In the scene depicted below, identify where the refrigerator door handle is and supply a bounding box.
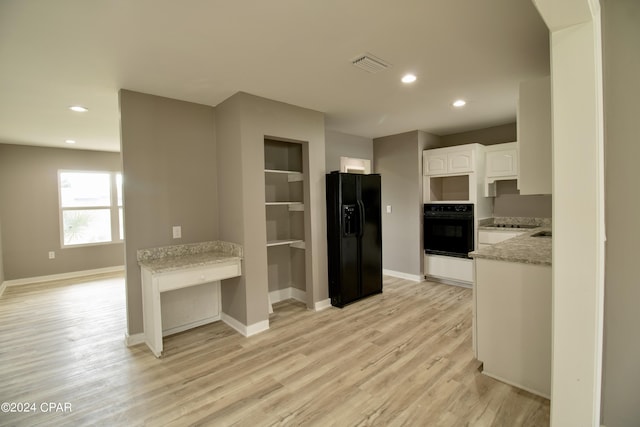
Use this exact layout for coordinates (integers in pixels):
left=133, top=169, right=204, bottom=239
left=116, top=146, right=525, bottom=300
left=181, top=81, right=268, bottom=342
left=357, top=200, right=365, bottom=237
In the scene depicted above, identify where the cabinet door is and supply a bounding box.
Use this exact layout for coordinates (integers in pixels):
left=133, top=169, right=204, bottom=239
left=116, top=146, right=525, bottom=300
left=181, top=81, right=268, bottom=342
left=425, top=153, right=448, bottom=175
left=486, top=149, right=518, bottom=177
left=447, top=150, right=474, bottom=173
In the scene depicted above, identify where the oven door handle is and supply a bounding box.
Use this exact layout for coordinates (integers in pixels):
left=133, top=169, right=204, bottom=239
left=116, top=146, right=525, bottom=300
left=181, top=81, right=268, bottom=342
left=424, top=213, right=473, bottom=220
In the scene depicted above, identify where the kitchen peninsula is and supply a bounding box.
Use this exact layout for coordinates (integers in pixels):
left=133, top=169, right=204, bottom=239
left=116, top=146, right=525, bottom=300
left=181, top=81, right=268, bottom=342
left=470, top=226, right=552, bottom=398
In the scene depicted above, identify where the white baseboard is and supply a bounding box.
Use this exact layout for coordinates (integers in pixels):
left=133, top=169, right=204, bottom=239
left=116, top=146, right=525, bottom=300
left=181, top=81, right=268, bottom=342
left=246, top=320, right=270, bottom=336
left=383, top=269, right=422, bottom=282
left=221, top=312, right=269, bottom=337
left=124, top=332, right=145, bottom=347
left=481, top=370, right=550, bottom=400
left=314, top=298, right=332, bottom=311
left=425, top=275, right=472, bottom=289
left=269, top=287, right=307, bottom=304
left=0, top=281, right=6, bottom=298
left=4, top=265, right=125, bottom=287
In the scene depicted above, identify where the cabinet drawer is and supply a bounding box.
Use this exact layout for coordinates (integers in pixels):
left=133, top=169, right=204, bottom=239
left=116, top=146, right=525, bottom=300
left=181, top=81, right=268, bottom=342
left=156, top=261, right=241, bottom=292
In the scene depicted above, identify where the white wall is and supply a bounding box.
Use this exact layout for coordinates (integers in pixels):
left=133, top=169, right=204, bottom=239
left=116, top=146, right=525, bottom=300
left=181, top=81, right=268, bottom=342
left=533, top=0, right=605, bottom=425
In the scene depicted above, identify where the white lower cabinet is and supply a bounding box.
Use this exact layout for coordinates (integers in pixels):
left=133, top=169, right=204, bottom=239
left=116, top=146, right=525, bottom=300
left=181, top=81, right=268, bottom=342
left=475, top=258, right=551, bottom=398
left=424, top=254, right=474, bottom=286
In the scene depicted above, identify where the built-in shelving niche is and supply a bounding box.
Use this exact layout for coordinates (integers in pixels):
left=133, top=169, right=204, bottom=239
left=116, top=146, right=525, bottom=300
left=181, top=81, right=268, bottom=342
left=264, top=138, right=307, bottom=312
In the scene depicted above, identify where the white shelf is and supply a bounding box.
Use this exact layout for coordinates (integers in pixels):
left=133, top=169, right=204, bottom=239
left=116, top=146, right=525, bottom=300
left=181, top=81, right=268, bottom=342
left=264, top=169, right=300, bottom=174
left=266, top=239, right=305, bottom=249
left=265, top=201, right=302, bottom=205
left=290, top=241, right=306, bottom=249
left=265, top=202, right=304, bottom=211
left=264, top=169, right=303, bottom=182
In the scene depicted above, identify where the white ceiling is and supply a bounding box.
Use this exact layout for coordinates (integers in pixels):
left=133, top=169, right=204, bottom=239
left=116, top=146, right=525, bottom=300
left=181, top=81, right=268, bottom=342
left=0, top=0, right=549, bottom=153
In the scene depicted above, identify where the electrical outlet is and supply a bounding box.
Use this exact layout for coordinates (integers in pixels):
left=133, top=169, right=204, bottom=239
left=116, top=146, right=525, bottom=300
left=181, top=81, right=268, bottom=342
left=48, top=251, right=55, bottom=259
left=386, top=205, right=392, bottom=214
left=172, top=226, right=182, bottom=239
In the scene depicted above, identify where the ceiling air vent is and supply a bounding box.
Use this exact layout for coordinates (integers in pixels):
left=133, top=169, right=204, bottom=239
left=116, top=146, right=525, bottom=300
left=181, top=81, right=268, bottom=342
left=351, top=53, right=391, bottom=73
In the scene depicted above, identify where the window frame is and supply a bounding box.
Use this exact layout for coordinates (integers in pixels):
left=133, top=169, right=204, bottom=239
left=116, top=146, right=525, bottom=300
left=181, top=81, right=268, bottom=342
left=58, top=169, right=124, bottom=248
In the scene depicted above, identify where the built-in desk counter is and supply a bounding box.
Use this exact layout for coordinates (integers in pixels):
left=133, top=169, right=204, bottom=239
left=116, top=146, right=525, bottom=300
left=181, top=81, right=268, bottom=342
left=138, top=241, right=243, bottom=358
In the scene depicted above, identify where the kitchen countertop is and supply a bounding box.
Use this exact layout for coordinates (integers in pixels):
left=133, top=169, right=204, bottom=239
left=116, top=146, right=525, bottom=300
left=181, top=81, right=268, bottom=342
left=137, top=240, right=243, bottom=274
left=470, top=228, right=552, bottom=266
left=477, top=216, right=552, bottom=231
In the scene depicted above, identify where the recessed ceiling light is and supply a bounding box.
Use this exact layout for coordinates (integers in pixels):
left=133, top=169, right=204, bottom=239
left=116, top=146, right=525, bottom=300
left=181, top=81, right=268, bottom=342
left=65, top=139, right=76, bottom=144
left=453, top=99, right=466, bottom=108
left=69, top=105, right=88, bottom=112
left=401, top=74, right=417, bottom=84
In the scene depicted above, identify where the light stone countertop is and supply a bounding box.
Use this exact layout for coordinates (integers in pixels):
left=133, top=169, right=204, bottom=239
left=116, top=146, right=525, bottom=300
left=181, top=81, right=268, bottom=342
left=477, top=216, right=552, bottom=230
left=469, top=228, right=552, bottom=266
left=137, top=240, right=243, bottom=274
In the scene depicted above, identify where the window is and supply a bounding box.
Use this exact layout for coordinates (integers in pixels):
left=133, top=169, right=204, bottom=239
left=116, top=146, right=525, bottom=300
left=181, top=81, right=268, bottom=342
left=59, top=171, right=123, bottom=247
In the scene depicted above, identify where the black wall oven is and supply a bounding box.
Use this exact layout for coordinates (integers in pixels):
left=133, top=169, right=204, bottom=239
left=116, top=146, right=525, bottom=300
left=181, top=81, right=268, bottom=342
left=423, top=203, right=474, bottom=258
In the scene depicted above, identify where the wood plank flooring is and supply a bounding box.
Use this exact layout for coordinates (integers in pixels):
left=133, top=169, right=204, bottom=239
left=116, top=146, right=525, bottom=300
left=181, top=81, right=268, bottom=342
left=0, top=274, right=549, bottom=426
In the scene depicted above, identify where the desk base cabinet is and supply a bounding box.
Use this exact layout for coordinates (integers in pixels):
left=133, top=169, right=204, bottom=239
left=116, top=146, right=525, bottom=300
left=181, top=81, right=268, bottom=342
left=141, top=260, right=241, bottom=357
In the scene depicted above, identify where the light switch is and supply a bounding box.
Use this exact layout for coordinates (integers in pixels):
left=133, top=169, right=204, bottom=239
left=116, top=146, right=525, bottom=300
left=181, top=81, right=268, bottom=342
left=172, top=226, right=182, bottom=239
left=386, top=205, right=392, bottom=213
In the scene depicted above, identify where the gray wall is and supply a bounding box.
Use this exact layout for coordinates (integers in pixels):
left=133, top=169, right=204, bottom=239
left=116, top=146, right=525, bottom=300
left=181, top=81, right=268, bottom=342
left=0, top=219, right=4, bottom=284
left=119, top=90, right=218, bottom=335
left=602, top=1, right=640, bottom=425
left=492, top=180, right=552, bottom=218
left=442, top=124, right=553, bottom=218
left=216, top=92, right=327, bottom=326
left=0, top=144, right=124, bottom=280
left=374, top=131, right=440, bottom=277
left=214, top=93, right=247, bottom=322
left=325, top=129, right=373, bottom=172
left=440, top=123, right=517, bottom=146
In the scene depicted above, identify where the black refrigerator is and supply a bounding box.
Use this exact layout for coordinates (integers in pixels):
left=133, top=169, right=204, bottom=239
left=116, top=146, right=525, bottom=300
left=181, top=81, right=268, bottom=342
left=326, top=172, right=382, bottom=308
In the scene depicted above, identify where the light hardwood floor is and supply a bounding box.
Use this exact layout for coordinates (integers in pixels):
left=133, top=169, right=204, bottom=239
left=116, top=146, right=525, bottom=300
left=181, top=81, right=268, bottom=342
left=0, top=274, right=549, bottom=426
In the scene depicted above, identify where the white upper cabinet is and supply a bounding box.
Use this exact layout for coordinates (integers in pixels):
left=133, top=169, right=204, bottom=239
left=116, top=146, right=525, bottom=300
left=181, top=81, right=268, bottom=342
left=518, top=76, right=552, bottom=195
left=424, top=153, right=447, bottom=175
left=484, top=142, right=518, bottom=197
left=486, top=142, right=518, bottom=178
left=423, top=146, right=475, bottom=176
left=448, top=150, right=474, bottom=174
